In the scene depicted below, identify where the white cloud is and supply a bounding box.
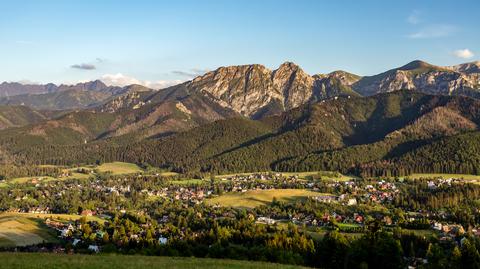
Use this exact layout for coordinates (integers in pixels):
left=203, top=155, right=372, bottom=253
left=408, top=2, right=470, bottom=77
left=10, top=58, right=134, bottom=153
left=407, top=10, right=421, bottom=25
left=100, top=73, right=183, bottom=89
left=453, top=49, right=474, bottom=59
left=408, top=24, right=456, bottom=39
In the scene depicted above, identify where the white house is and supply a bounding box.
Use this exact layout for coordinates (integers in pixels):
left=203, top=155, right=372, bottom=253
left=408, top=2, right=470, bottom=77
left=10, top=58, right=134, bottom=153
left=88, top=245, right=100, bottom=253
left=158, top=237, right=168, bottom=245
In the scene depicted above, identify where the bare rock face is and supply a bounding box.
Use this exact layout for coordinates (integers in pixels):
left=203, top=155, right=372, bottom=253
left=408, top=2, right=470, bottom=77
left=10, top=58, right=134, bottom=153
left=272, top=62, right=314, bottom=110
left=187, top=64, right=280, bottom=117
left=101, top=91, right=147, bottom=113
left=184, top=62, right=357, bottom=118
left=353, top=60, right=480, bottom=97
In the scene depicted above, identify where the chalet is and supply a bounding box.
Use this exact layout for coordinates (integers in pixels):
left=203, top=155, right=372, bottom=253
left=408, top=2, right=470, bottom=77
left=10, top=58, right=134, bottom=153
left=61, top=228, right=72, bottom=237
left=383, top=216, right=393, bottom=225
left=158, top=237, right=168, bottom=245
left=433, top=222, right=443, bottom=231
left=354, top=213, right=364, bottom=223
left=45, top=218, right=64, bottom=229
left=81, top=209, right=94, bottom=216
left=313, top=195, right=338, bottom=203
left=88, top=245, right=100, bottom=253
left=347, top=198, right=357, bottom=206
left=257, top=217, right=276, bottom=225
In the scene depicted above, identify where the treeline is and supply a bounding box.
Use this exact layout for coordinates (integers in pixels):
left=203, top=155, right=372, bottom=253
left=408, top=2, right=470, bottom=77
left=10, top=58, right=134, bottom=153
left=4, top=110, right=480, bottom=177
left=0, top=165, right=62, bottom=180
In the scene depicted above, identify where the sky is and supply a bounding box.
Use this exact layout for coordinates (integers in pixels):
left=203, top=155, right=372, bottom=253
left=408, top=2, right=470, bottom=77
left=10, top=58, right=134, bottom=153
left=0, top=0, right=479, bottom=88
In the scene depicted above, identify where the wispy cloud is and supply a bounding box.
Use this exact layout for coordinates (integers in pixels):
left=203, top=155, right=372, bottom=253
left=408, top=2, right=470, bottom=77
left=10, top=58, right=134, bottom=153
left=71, top=63, right=96, bottom=70
left=453, top=49, right=474, bottom=59
left=100, top=73, right=183, bottom=89
left=407, top=10, right=421, bottom=25
left=172, top=68, right=209, bottom=78
left=408, top=24, right=456, bottom=39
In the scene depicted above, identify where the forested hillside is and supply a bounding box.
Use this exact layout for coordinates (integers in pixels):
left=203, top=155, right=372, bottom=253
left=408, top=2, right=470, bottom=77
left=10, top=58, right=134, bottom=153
left=2, top=91, right=480, bottom=177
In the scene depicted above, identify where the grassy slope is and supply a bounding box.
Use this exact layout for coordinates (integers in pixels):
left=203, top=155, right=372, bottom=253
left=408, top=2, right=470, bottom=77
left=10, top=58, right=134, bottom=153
left=0, top=253, right=306, bottom=269
left=403, top=173, right=480, bottom=180
left=206, top=189, right=325, bottom=208
left=0, top=106, right=46, bottom=130
left=0, top=213, right=58, bottom=247
left=96, top=162, right=143, bottom=175
left=1, top=162, right=140, bottom=189
left=215, top=171, right=354, bottom=181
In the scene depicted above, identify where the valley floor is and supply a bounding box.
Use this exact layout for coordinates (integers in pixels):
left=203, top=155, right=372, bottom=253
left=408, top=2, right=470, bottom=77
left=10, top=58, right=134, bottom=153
left=0, top=252, right=307, bottom=269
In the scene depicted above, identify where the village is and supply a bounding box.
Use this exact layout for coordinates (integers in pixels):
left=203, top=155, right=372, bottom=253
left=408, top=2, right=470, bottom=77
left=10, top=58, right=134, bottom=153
left=1, top=172, right=477, bottom=255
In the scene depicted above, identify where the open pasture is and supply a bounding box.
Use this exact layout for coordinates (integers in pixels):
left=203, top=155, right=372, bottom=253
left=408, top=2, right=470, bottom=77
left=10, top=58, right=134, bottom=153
left=206, top=189, right=324, bottom=208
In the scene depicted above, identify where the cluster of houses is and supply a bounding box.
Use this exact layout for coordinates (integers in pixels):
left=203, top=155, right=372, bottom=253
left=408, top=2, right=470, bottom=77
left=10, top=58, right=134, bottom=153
left=426, top=178, right=459, bottom=189
left=362, top=181, right=399, bottom=203
left=44, top=218, right=101, bottom=252
left=44, top=216, right=168, bottom=254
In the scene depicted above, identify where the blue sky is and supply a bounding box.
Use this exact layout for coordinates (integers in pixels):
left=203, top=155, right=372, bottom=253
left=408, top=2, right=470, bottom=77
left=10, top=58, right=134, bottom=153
left=0, top=0, right=479, bottom=88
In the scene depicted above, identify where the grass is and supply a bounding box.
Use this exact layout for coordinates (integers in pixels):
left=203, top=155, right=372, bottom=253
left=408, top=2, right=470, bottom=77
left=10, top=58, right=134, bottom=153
left=0, top=253, right=307, bottom=269
left=0, top=212, right=104, bottom=224
left=337, top=223, right=362, bottom=229
left=64, top=172, right=91, bottom=180
left=96, top=162, right=143, bottom=175
left=2, top=173, right=90, bottom=189
left=215, top=171, right=354, bottom=181
left=0, top=213, right=58, bottom=247
left=158, top=171, right=180, bottom=177
left=169, top=179, right=206, bottom=185
left=275, top=222, right=363, bottom=241
left=206, top=189, right=325, bottom=208
left=402, top=173, right=480, bottom=180
left=9, top=176, right=56, bottom=184
left=281, top=171, right=355, bottom=181
left=401, top=229, right=437, bottom=238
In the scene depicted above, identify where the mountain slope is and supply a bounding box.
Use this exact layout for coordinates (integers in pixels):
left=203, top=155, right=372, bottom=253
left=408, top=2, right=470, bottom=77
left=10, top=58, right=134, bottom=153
left=6, top=91, right=480, bottom=177
left=352, top=60, right=480, bottom=97
left=0, top=106, right=47, bottom=130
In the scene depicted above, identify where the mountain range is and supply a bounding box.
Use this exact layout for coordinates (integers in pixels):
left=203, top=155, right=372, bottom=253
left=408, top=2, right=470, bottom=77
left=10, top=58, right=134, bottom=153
left=2, top=60, right=479, bottom=115
left=0, top=80, right=126, bottom=110
left=1, top=60, right=480, bottom=176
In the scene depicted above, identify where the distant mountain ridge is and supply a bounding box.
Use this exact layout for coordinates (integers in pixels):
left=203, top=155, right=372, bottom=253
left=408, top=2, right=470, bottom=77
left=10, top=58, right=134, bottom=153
left=0, top=80, right=128, bottom=110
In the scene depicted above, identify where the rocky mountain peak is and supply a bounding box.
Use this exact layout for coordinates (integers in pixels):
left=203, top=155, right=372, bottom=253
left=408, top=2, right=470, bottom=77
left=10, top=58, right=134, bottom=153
left=327, top=71, right=362, bottom=85
left=272, top=62, right=314, bottom=110
left=275, top=61, right=300, bottom=72
left=398, top=60, right=434, bottom=71
left=449, top=61, right=480, bottom=74
left=73, top=80, right=108, bottom=91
